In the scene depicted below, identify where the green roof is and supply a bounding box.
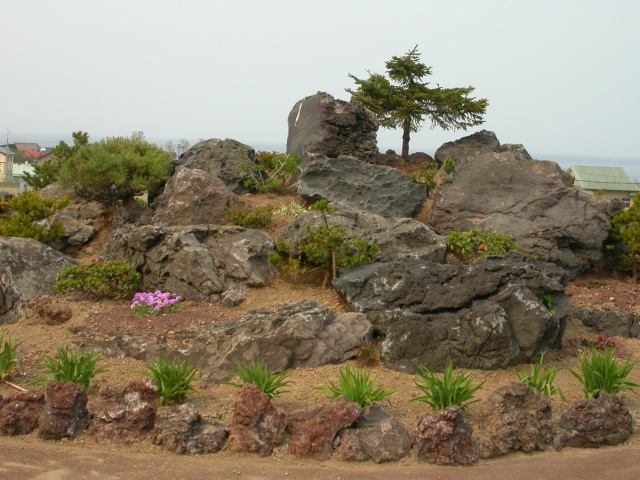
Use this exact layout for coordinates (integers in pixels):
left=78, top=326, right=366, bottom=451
left=567, top=165, right=640, bottom=193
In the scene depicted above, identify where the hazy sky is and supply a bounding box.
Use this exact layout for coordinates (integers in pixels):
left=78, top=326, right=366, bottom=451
left=2, top=0, right=640, bottom=163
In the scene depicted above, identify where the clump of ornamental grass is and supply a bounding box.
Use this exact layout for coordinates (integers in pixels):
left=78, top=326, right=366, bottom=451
left=516, top=354, right=566, bottom=401
left=142, top=357, right=199, bottom=405
left=316, top=364, right=397, bottom=408
left=226, top=358, right=292, bottom=399
left=131, top=290, right=182, bottom=316
left=0, top=331, right=22, bottom=383
left=29, top=347, right=109, bottom=391
left=570, top=348, right=639, bottom=399
left=411, top=359, right=484, bottom=411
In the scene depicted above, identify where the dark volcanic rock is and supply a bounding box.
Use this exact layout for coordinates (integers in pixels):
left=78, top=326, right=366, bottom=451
left=428, top=150, right=611, bottom=278
left=287, top=92, right=379, bottom=164
left=103, top=224, right=274, bottom=304
left=88, top=379, right=158, bottom=445
left=0, top=237, right=77, bottom=324
left=0, top=392, right=45, bottom=436
left=474, top=382, right=553, bottom=458
left=334, top=402, right=411, bottom=463
left=333, top=255, right=569, bottom=371
left=287, top=396, right=361, bottom=460
left=226, top=384, right=286, bottom=456
left=573, top=307, right=640, bottom=338
left=556, top=393, right=633, bottom=449
left=177, top=138, right=256, bottom=194
left=413, top=406, right=478, bottom=465
left=298, top=156, right=426, bottom=218
left=38, top=382, right=90, bottom=440
left=153, top=403, right=227, bottom=455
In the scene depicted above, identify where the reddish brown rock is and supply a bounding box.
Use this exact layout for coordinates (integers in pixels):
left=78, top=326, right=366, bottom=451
left=226, top=384, right=286, bottom=456
left=556, top=393, right=633, bottom=449
left=413, top=406, right=478, bottom=466
left=474, top=382, right=553, bottom=458
left=153, top=403, right=227, bottom=455
left=23, top=295, right=73, bottom=325
left=334, top=402, right=411, bottom=463
left=88, top=379, right=158, bottom=444
left=38, top=381, right=90, bottom=440
left=0, top=392, right=45, bottom=435
left=287, top=396, right=361, bottom=460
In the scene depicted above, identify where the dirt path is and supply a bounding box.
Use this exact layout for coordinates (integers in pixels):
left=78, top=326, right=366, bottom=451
left=1, top=438, right=639, bottom=480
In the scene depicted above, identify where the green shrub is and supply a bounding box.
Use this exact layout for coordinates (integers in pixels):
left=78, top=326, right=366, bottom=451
left=143, top=357, right=199, bottom=405
left=54, top=261, right=141, bottom=299
left=0, top=191, right=70, bottom=244
left=570, top=348, right=639, bottom=399
left=609, top=195, right=640, bottom=283
left=29, top=347, right=109, bottom=390
left=226, top=358, right=292, bottom=399
left=443, top=155, right=455, bottom=175
left=411, top=359, right=484, bottom=411
left=446, top=228, right=524, bottom=261
left=316, top=365, right=397, bottom=408
left=410, top=161, right=438, bottom=196
left=240, top=150, right=302, bottom=192
left=224, top=204, right=273, bottom=229
left=0, top=331, right=21, bottom=382
left=57, top=136, right=173, bottom=204
left=274, top=202, right=307, bottom=217
left=516, top=354, right=565, bottom=401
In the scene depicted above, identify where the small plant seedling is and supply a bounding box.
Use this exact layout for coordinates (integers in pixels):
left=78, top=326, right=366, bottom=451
left=226, top=358, right=292, bottom=399
left=0, top=331, right=22, bottom=383
left=516, top=354, right=565, bottom=401
left=29, top=347, right=109, bottom=391
left=316, top=364, right=397, bottom=408
left=570, top=348, right=639, bottom=399
left=143, top=357, right=199, bottom=405
left=411, top=359, right=484, bottom=411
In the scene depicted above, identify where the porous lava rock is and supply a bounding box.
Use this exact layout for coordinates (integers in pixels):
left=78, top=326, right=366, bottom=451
left=0, top=392, right=45, bottom=436
left=23, top=295, right=72, bottom=325
left=153, top=403, right=228, bottom=455
left=474, top=382, right=553, bottom=458
left=88, top=379, right=158, bottom=445
left=226, top=384, right=286, bottom=456
left=38, top=381, right=90, bottom=440
left=413, top=406, right=478, bottom=465
left=287, top=396, right=361, bottom=460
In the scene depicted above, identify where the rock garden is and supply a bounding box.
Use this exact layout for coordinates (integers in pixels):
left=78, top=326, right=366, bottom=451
left=1, top=92, right=639, bottom=469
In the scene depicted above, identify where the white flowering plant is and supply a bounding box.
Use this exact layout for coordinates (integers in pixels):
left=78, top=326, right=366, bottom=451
left=130, top=290, right=182, bottom=316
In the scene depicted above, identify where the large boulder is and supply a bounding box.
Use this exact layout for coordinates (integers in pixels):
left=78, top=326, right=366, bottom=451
left=298, top=156, right=426, bottom=218
left=572, top=307, right=640, bottom=338
left=333, top=255, right=570, bottom=371
left=226, top=384, right=286, bottom=456
left=278, top=206, right=447, bottom=263
left=177, top=138, right=256, bottom=194
left=43, top=199, right=107, bottom=253
left=0, top=237, right=77, bottom=324
left=174, top=301, right=373, bottom=382
left=103, top=224, right=274, bottom=304
left=150, top=166, right=248, bottom=226
left=38, top=381, right=90, bottom=441
left=428, top=151, right=611, bottom=277
left=434, top=130, right=532, bottom=172
left=287, top=92, right=379, bottom=165
left=474, top=382, right=553, bottom=458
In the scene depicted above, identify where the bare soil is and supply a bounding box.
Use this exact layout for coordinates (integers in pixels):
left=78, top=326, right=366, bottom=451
left=2, top=191, right=640, bottom=477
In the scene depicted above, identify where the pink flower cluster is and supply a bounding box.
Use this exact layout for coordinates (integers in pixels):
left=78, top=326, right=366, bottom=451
left=131, top=290, right=182, bottom=316
left=580, top=334, right=616, bottom=351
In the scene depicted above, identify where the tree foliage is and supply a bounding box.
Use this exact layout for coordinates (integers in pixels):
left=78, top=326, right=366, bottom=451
left=23, top=131, right=89, bottom=190
left=57, top=136, right=173, bottom=203
left=346, top=46, right=488, bottom=159
left=609, top=195, right=640, bottom=283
